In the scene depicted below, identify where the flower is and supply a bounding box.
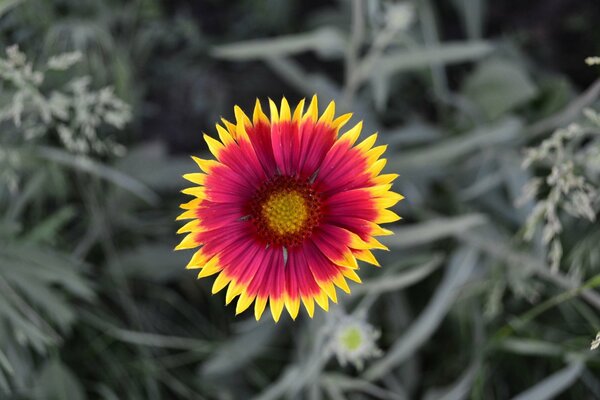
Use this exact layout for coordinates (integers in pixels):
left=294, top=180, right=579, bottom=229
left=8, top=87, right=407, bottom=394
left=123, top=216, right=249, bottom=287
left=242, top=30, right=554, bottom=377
left=176, top=96, right=403, bottom=321
left=330, top=314, right=382, bottom=369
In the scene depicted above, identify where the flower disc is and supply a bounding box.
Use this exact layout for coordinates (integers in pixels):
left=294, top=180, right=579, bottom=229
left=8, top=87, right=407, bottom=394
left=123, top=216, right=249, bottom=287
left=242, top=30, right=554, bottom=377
left=176, top=96, right=403, bottom=321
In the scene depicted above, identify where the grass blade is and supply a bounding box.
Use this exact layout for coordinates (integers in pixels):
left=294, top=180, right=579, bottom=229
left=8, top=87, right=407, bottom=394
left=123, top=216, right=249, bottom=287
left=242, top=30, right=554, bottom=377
left=364, top=247, right=478, bottom=380
left=352, top=254, right=444, bottom=295
left=511, top=360, right=584, bottom=400
left=382, top=214, right=487, bottom=248
left=212, top=28, right=346, bottom=61
left=36, top=146, right=159, bottom=205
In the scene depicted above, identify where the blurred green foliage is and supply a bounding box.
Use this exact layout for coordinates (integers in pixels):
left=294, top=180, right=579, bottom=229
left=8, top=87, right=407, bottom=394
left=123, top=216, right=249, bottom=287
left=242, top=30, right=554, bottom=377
left=0, top=0, right=599, bottom=399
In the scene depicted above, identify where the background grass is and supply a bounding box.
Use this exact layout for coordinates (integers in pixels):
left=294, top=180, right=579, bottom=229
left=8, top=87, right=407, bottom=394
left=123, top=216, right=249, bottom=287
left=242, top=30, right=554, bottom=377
left=0, top=0, right=600, bottom=398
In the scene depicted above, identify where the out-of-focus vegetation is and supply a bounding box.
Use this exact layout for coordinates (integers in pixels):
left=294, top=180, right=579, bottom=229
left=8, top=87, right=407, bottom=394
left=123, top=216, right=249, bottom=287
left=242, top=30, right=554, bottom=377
left=0, top=0, right=599, bottom=398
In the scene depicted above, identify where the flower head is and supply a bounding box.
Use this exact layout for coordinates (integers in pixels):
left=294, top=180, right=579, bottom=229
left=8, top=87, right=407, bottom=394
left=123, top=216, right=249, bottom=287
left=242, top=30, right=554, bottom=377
left=331, top=314, right=382, bottom=369
left=176, top=96, right=403, bottom=321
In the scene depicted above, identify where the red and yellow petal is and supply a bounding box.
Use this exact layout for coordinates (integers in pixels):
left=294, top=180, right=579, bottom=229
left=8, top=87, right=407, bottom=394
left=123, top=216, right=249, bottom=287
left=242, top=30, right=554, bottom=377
left=176, top=96, right=403, bottom=321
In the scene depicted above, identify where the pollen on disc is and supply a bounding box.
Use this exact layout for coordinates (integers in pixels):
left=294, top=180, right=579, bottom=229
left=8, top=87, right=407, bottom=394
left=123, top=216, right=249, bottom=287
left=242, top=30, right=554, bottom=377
left=249, top=175, right=322, bottom=247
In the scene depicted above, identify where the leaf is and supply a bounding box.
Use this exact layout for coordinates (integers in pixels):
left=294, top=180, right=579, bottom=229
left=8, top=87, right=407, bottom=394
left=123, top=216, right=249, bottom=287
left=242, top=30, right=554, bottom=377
left=381, top=214, right=487, bottom=248
left=423, top=357, right=481, bottom=400
left=264, top=57, right=342, bottom=101
left=0, top=368, right=9, bottom=395
left=321, top=373, right=405, bottom=400
left=463, top=231, right=600, bottom=310
left=352, top=254, right=444, bottom=295
left=114, top=142, right=192, bottom=192
left=1, top=243, right=95, bottom=300
left=35, top=146, right=159, bottom=205
left=254, top=365, right=301, bottom=400
left=451, top=0, right=485, bottom=39
left=0, top=293, right=57, bottom=352
left=0, top=0, right=23, bottom=18
left=200, top=321, right=278, bottom=377
left=23, top=206, right=76, bottom=244
left=388, top=117, right=523, bottom=172
left=511, top=360, right=584, bottom=400
left=95, top=385, right=121, bottom=400
left=528, top=77, right=600, bottom=138
left=364, top=247, right=479, bottom=380
left=0, top=241, right=95, bottom=352
left=0, top=349, right=13, bottom=376
left=373, top=41, right=493, bottom=78
left=211, top=27, right=346, bottom=61
left=3, top=269, right=76, bottom=331
left=82, top=311, right=212, bottom=351
left=369, top=71, right=391, bottom=113
left=116, top=243, right=190, bottom=282
left=3, top=169, right=47, bottom=222
left=0, top=348, right=13, bottom=394
left=534, top=76, right=572, bottom=119
left=463, top=58, right=538, bottom=119
left=386, top=121, right=443, bottom=146
left=418, top=0, right=449, bottom=101
left=33, top=359, right=85, bottom=400
left=498, top=338, right=563, bottom=357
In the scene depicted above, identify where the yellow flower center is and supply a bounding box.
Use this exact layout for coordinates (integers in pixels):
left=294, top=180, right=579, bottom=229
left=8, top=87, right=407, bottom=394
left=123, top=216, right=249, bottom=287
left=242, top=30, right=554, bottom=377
left=248, top=175, right=322, bottom=247
left=340, top=327, right=363, bottom=351
left=262, top=191, right=308, bottom=235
